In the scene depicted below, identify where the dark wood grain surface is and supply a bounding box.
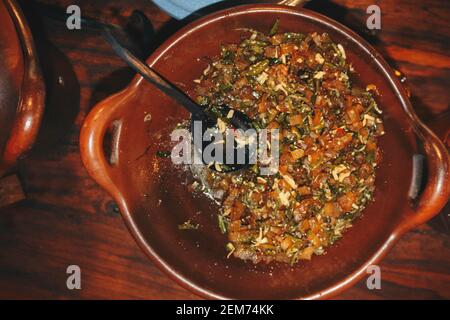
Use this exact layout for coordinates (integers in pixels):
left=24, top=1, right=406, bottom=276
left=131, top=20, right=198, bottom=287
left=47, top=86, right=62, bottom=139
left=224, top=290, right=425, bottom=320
left=0, top=0, right=449, bottom=299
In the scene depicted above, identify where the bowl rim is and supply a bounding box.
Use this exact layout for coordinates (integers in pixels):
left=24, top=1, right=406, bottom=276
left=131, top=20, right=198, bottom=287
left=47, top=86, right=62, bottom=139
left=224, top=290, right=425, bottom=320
left=80, top=4, right=450, bottom=299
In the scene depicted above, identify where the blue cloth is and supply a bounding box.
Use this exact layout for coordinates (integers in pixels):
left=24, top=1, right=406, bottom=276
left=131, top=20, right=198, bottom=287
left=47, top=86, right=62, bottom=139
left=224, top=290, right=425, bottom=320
left=153, top=0, right=224, bottom=20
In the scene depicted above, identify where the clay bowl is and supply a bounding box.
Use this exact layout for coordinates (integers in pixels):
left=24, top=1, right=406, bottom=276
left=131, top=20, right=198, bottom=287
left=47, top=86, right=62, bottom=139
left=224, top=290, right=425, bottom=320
left=80, top=5, right=450, bottom=299
left=0, top=0, right=45, bottom=177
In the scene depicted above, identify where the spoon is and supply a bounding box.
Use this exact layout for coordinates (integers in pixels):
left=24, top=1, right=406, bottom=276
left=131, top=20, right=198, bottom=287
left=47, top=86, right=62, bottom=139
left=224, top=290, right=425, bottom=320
left=103, top=26, right=255, bottom=172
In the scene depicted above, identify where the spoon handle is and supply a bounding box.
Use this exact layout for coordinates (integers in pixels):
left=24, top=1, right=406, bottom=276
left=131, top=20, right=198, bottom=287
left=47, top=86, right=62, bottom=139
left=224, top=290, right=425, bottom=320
left=103, top=26, right=205, bottom=117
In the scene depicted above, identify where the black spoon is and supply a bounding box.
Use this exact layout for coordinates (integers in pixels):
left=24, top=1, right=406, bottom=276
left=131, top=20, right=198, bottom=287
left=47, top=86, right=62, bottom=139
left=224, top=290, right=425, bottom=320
left=103, top=26, right=255, bottom=172
left=36, top=6, right=255, bottom=171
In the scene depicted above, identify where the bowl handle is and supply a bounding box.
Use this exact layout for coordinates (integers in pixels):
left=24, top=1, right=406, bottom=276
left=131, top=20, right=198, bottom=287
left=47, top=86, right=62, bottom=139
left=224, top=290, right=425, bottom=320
left=1, top=0, right=45, bottom=175
left=399, top=102, right=450, bottom=231
left=80, top=89, right=132, bottom=209
left=402, top=123, right=450, bottom=231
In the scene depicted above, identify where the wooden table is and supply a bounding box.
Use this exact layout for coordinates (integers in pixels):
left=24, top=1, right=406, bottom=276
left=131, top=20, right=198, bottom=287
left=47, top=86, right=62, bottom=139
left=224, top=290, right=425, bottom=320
left=0, top=0, right=449, bottom=299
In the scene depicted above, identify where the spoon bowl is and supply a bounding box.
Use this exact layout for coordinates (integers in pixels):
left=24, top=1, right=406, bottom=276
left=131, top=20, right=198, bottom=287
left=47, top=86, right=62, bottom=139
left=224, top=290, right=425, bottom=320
left=191, top=104, right=256, bottom=172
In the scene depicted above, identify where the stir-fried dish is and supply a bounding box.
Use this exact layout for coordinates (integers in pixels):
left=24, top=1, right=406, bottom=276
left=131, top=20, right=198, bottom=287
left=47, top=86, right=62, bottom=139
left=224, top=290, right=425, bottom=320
left=188, top=24, right=384, bottom=264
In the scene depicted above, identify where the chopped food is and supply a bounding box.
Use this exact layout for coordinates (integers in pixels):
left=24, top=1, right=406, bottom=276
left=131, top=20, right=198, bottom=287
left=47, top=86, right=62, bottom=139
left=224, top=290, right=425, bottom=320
left=189, top=25, right=384, bottom=264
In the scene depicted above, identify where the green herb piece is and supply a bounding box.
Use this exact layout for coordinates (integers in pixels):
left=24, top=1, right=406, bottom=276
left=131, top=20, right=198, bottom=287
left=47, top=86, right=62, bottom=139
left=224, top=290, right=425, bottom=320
left=156, top=151, right=171, bottom=158
left=246, top=59, right=269, bottom=76
left=178, top=220, right=200, bottom=230
left=218, top=214, right=228, bottom=234
left=269, top=19, right=280, bottom=36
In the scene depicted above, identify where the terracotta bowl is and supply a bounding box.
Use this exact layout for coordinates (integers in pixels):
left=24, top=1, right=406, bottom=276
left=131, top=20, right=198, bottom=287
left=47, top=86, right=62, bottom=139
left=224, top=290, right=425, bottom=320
left=0, top=0, right=45, bottom=177
left=80, top=5, right=450, bottom=299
